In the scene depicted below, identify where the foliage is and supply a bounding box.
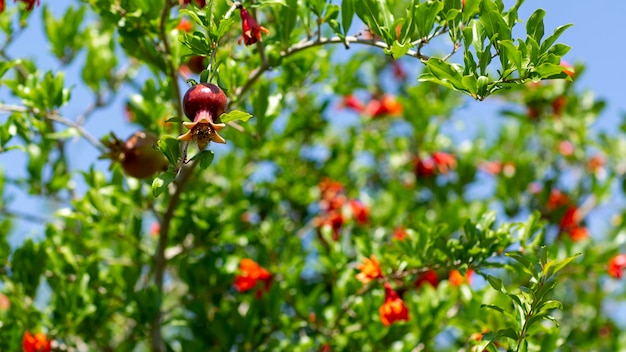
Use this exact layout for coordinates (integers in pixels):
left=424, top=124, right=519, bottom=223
left=0, top=0, right=623, bottom=351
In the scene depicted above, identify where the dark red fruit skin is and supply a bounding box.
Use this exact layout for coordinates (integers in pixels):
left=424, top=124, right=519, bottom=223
left=182, top=83, right=227, bottom=122
left=121, top=132, right=169, bottom=179
left=186, top=56, right=206, bottom=74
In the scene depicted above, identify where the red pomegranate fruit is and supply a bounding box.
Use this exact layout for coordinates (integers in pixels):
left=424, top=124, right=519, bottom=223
left=178, top=83, right=228, bottom=149
left=102, top=131, right=169, bottom=179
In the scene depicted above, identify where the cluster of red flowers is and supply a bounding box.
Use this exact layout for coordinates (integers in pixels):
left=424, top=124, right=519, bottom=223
left=414, top=151, right=457, bottom=178
left=22, top=331, right=51, bottom=352
left=355, top=252, right=475, bottom=326
left=233, top=258, right=272, bottom=298
left=341, top=94, right=403, bottom=118
left=1, top=0, right=40, bottom=12
left=542, top=189, right=589, bottom=242
left=314, top=178, right=370, bottom=241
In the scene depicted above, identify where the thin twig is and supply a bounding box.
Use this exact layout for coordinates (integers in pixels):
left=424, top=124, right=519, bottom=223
left=47, top=113, right=106, bottom=152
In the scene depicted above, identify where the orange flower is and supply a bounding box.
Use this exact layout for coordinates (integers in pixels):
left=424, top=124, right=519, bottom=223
left=356, top=255, right=383, bottom=284
left=319, top=178, right=346, bottom=212
left=237, top=4, right=269, bottom=46
left=566, top=226, right=588, bottom=241
left=608, top=254, right=626, bottom=279
left=415, top=269, right=439, bottom=289
left=22, top=331, right=51, bottom=352
left=449, top=269, right=473, bottom=287
left=560, top=60, right=575, bottom=78
left=176, top=18, right=193, bottom=32
left=587, top=154, right=606, bottom=173
left=379, top=283, right=409, bottom=326
left=350, top=199, right=369, bottom=225
left=365, top=94, right=403, bottom=117
left=233, top=259, right=272, bottom=297
left=432, top=152, right=457, bottom=174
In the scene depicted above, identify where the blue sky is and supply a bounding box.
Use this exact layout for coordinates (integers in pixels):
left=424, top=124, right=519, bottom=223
left=1, top=0, right=625, bottom=241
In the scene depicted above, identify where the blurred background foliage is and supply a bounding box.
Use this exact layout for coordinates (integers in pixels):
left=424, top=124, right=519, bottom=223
left=1, top=0, right=625, bottom=351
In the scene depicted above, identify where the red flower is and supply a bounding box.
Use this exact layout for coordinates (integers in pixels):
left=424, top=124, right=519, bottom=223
left=415, top=270, right=439, bottom=289
left=393, top=227, right=408, bottom=241
left=414, top=157, right=436, bottom=177
left=432, top=152, right=457, bottom=174
left=608, top=254, right=626, bottom=279
left=546, top=189, right=570, bottom=211
left=414, top=152, right=457, bottom=178
left=22, top=331, right=51, bottom=352
left=350, top=199, right=369, bottom=225
left=559, top=206, right=580, bottom=230
left=379, top=283, right=409, bottom=326
left=233, top=259, right=272, bottom=297
left=316, top=211, right=344, bottom=241
left=356, top=255, right=384, bottom=284
left=237, top=5, right=269, bottom=46
left=340, top=95, right=365, bottom=112
left=319, top=178, right=346, bottom=212
left=0, top=0, right=4, bottom=12
left=449, top=269, right=473, bottom=287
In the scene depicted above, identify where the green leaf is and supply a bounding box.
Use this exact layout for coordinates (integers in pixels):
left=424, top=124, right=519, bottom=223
left=219, top=110, right=253, bottom=123
left=526, top=9, right=545, bottom=43
left=152, top=171, right=176, bottom=197
left=540, top=24, right=573, bottom=54
left=532, top=63, right=569, bottom=79
left=387, top=40, right=410, bottom=59
left=543, top=253, right=581, bottom=279
left=157, top=136, right=181, bottom=165
left=341, top=0, right=354, bottom=34
left=481, top=0, right=510, bottom=43
left=421, top=57, right=465, bottom=91
left=486, top=274, right=505, bottom=292
left=189, top=150, right=215, bottom=169
left=414, top=0, right=444, bottom=39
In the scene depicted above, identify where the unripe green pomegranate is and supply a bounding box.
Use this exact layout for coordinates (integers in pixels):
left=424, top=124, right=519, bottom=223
left=102, top=131, right=169, bottom=179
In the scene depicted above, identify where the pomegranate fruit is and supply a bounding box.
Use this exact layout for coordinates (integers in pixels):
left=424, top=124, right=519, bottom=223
left=102, top=131, right=169, bottom=179
left=178, top=83, right=227, bottom=149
